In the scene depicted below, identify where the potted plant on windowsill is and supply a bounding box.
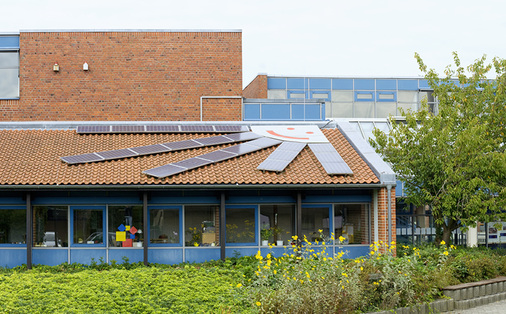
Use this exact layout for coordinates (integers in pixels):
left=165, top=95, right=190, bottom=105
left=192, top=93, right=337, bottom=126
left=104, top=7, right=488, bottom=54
left=260, top=228, right=272, bottom=246
left=271, top=226, right=286, bottom=246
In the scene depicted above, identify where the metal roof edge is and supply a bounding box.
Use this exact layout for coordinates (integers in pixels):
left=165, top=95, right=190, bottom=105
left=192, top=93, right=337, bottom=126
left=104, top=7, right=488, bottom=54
left=334, top=120, right=396, bottom=185
left=20, top=29, right=242, bottom=33
left=0, top=120, right=335, bottom=130
left=0, top=183, right=385, bottom=190
left=243, top=98, right=324, bottom=104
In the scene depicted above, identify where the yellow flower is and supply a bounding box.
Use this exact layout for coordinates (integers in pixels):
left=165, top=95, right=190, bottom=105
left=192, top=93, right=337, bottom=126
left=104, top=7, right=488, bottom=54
left=236, top=283, right=242, bottom=288
left=443, top=251, right=449, bottom=256
left=292, top=235, right=298, bottom=241
left=342, top=272, right=348, bottom=277
left=318, top=229, right=323, bottom=233
left=440, top=240, right=446, bottom=245
left=256, top=301, right=261, bottom=306
left=193, top=242, right=199, bottom=247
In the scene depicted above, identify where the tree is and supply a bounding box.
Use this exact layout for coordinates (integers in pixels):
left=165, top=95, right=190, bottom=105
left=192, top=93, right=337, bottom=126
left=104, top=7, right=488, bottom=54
left=370, top=53, right=506, bottom=245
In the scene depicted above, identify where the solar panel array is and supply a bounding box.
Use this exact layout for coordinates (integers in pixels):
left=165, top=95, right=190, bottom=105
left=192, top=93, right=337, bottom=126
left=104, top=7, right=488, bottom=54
left=76, top=125, right=249, bottom=134
left=61, top=132, right=262, bottom=164
left=143, top=137, right=282, bottom=178
left=257, top=142, right=306, bottom=172
left=308, top=143, right=353, bottom=175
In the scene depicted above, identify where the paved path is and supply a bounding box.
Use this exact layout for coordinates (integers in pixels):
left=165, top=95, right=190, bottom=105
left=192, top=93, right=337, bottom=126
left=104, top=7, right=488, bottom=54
left=448, top=299, right=506, bottom=313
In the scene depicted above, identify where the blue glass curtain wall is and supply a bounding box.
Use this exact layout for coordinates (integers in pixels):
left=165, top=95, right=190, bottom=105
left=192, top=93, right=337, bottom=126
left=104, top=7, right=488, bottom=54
left=265, top=77, right=432, bottom=119
left=0, top=190, right=374, bottom=268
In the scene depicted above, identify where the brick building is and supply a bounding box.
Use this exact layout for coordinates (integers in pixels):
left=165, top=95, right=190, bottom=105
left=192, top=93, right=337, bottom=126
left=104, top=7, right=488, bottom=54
left=0, top=30, right=395, bottom=268
left=0, top=30, right=242, bottom=121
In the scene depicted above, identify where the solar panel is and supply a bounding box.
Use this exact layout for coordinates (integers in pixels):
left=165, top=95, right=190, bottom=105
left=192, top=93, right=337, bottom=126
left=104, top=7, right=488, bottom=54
left=76, top=124, right=249, bottom=134
left=143, top=137, right=281, bottom=178
left=180, top=125, right=215, bottom=133
left=61, top=153, right=104, bottom=164
left=61, top=133, right=260, bottom=165
left=257, top=142, right=306, bottom=172
left=98, top=148, right=138, bottom=160
left=197, top=150, right=237, bottom=162
left=193, top=135, right=234, bottom=146
left=214, top=125, right=249, bottom=133
left=130, top=144, right=170, bottom=155
left=142, top=164, right=187, bottom=178
left=224, top=132, right=262, bottom=142
left=308, top=143, right=353, bottom=175
left=76, top=125, right=111, bottom=134
left=145, top=125, right=180, bottom=133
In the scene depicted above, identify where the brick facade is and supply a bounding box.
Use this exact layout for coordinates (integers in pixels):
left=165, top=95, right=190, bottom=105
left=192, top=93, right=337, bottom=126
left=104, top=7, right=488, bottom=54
left=242, top=74, right=267, bottom=98
left=0, top=30, right=242, bottom=121
left=372, top=187, right=397, bottom=248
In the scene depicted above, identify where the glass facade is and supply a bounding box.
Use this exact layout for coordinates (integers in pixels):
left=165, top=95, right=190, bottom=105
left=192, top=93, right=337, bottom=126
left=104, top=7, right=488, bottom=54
left=266, top=77, right=434, bottom=119
left=0, top=51, right=19, bottom=98
left=334, top=204, right=370, bottom=245
left=260, top=205, right=294, bottom=246
left=108, top=206, right=143, bottom=247
left=150, top=207, right=180, bottom=245
left=0, top=208, right=25, bottom=244
left=33, top=206, right=68, bottom=247
left=226, top=206, right=256, bottom=244
left=301, top=206, right=330, bottom=242
left=184, top=205, right=219, bottom=247
left=73, top=208, right=104, bottom=245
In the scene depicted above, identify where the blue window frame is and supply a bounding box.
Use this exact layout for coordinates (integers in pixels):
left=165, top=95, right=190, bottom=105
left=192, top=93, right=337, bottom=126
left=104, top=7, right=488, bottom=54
left=301, top=204, right=332, bottom=243
left=376, top=91, right=397, bottom=102
left=148, top=206, right=182, bottom=247
left=310, top=90, right=331, bottom=101
left=70, top=206, right=106, bottom=247
left=225, top=205, right=258, bottom=246
left=288, top=90, right=308, bottom=99
left=355, top=91, right=374, bottom=102
left=0, top=206, right=26, bottom=247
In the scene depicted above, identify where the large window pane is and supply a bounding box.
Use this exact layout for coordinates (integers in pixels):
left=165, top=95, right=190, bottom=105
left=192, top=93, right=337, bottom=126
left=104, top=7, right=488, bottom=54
left=301, top=206, right=330, bottom=242
left=226, top=207, right=255, bottom=244
left=33, top=206, right=68, bottom=247
left=260, top=205, right=294, bottom=246
left=109, top=206, right=143, bottom=247
left=334, top=204, right=370, bottom=245
left=73, top=209, right=104, bottom=245
left=185, top=205, right=220, bottom=247
left=0, top=209, right=26, bottom=244
left=150, top=207, right=180, bottom=244
left=0, top=52, right=19, bottom=98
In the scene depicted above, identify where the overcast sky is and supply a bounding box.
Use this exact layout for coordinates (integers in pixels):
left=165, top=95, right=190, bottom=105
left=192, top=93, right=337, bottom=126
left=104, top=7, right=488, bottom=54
left=2, top=0, right=505, bottom=87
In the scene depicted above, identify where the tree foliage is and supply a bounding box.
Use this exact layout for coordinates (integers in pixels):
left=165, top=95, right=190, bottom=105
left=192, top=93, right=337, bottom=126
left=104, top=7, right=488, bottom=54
left=370, top=52, right=506, bottom=243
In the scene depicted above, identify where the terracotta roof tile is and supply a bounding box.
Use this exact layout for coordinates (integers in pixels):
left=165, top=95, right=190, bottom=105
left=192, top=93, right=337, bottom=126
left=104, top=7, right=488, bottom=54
left=0, top=128, right=379, bottom=186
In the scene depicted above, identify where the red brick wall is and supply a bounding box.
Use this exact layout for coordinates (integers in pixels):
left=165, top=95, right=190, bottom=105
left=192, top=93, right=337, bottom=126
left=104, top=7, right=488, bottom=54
left=0, top=31, right=242, bottom=121
left=372, top=187, right=396, bottom=251
left=243, top=74, right=267, bottom=98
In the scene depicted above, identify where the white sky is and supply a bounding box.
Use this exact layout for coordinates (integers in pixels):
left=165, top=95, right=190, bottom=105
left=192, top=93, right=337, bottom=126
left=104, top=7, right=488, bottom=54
left=2, top=0, right=505, bottom=87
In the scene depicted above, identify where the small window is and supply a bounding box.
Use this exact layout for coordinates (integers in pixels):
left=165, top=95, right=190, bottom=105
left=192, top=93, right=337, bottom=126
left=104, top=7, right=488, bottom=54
left=33, top=206, right=68, bottom=247
left=355, top=91, right=374, bottom=101
left=185, top=205, right=220, bottom=247
left=334, top=204, right=370, bottom=245
left=72, top=207, right=105, bottom=246
left=226, top=206, right=256, bottom=245
left=0, top=52, right=19, bottom=98
left=260, top=205, right=294, bottom=246
left=376, top=91, right=396, bottom=102
left=0, top=207, right=26, bottom=245
left=301, top=205, right=331, bottom=242
left=149, top=207, right=181, bottom=245
left=108, top=206, right=143, bottom=248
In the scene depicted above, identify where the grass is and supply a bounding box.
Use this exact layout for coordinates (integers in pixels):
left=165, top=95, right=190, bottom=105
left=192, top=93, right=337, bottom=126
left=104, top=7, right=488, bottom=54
left=1, top=240, right=505, bottom=313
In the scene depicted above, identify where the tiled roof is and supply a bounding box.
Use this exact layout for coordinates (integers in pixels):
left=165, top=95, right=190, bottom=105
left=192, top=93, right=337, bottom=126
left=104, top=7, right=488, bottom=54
left=0, top=128, right=379, bottom=186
